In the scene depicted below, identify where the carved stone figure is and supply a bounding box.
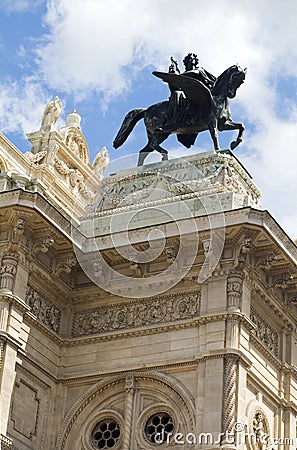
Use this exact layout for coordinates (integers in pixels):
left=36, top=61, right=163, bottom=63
left=113, top=53, right=246, bottom=166
left=11, top=218, right=25, bottom=245
left=93, top=147, right=110, bottom=178
left=32, top=235, right=55, bottom=256
left=41, top=96, right=62, bottom=129
left=252, top=411, right=269, bottom=450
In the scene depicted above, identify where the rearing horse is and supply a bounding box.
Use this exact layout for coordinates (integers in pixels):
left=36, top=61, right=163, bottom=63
left=113, top=65, right=246, bottom=166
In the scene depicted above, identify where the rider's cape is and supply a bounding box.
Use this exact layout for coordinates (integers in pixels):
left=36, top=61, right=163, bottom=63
left=152, top=71, right=214, bottom=109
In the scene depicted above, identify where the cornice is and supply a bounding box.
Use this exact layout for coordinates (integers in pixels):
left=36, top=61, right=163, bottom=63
left=0, top=291, right=31, bottom=314
left=59, top=348, right=251, bottom=385
left=22, top=309, right=253, bottom=348
left=0, top=330, right=24, bottom=352
left=0, top=189, right=80, bottom=241
left=0, top=191, right=296, bottom=271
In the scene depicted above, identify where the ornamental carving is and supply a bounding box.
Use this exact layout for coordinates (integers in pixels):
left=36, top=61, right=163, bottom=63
left=55, top=256, right=76, bottom=276
left=93, top=147, right=110, bottom=178
left=91, top=154, right=260, bottom=214
left=32, top=235, right=55, bottom=256
left=227, top=273, right=243, bottom=311
left=0, top=252, right=18, bottom=290
left=25, top=285, right=62, bottom=334
left=65, top=129, right=88, bottom=163
left=252, top=411, right=269, bottom=450
left=0, top=434, right=13, bottom=450
left=250, top=307, right=279, bottom=357
left=71, top=290, right=201, bottom=337
left=26, top=149, right=47, bottom=164
left=53, top=157, right=95, bottom=197
left=247, top=408, right=270, bottom=450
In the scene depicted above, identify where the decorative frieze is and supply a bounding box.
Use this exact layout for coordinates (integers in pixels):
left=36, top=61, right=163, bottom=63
left=250, top=307, right=279, bottom=357
left=72, top=290, right=201, bottom=338
left=25, top=285, right=62, bottom=334
left=89, top=152, right=261, bottom=216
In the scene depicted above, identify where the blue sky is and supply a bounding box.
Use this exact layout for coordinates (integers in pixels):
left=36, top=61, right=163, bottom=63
left=0, top=0, right=297, bottom=238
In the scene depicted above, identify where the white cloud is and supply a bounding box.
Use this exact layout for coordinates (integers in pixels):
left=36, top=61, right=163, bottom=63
left=37, top=0, right=297, bottom=93
left=0, top=0, right=42, bottom=14
left=0, top=77, right=51, bottom=135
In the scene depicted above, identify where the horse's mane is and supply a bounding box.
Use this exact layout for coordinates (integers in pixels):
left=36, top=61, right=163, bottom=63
left=211, top=65, right=239, bottom=96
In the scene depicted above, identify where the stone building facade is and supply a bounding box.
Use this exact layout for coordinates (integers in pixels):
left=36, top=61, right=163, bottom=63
left=0, top=100, right=297, bottom=450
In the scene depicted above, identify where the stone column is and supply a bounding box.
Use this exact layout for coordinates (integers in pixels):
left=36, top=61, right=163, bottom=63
left=0, top=295, right=28, bottom=444
left=122, top=375, right=136, bottom=450
left=227, top=273, right=243, bottom=312
left=0, top=300, right=9, bottom=332
left=221, top=356, right=238, bottom=449
left=0, top=253, right=18, bottom=292
left=226, top=274, right=243, bottom=350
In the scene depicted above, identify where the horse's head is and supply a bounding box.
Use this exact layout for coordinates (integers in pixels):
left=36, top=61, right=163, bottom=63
left=212, top=65, right=246, bottom=98
left=227, top=65, right=246, bottom=98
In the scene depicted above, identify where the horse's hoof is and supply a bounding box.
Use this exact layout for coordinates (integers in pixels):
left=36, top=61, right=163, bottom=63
left=230, top=138, right=242, bottom=150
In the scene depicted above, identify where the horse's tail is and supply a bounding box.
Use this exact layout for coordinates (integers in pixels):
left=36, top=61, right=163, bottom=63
left=113, top=108, right=146, bottom=149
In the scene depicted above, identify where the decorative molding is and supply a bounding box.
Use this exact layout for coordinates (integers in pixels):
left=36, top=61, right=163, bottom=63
left=10, top=378, right=40, bottom=440
left=0, top=434, right=13, bottom=450
left=71, top=290, right=201, bottom=337
left=0, top=341, right=4, bottom=375
left=55, top=377, right=123, bottom=450
left=13, top=365, right=51, bottom=450
left=122, top=375, right=135, bottom=450
left=25, top=284, right=62, bottom=334
left=250, top=307, right=279, bottom=357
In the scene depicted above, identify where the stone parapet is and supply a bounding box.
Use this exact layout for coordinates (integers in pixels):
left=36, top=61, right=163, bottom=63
left=84, top=150, right=261, bottom=226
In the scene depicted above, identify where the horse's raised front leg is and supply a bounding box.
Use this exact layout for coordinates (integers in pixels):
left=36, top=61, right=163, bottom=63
left=208, top=115, right=220, bottom=150
left=219, top=120, right=245, bottom=150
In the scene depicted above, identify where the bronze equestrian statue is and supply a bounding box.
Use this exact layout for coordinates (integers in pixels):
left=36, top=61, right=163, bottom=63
left=113, top=53, right=246, bottom=166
